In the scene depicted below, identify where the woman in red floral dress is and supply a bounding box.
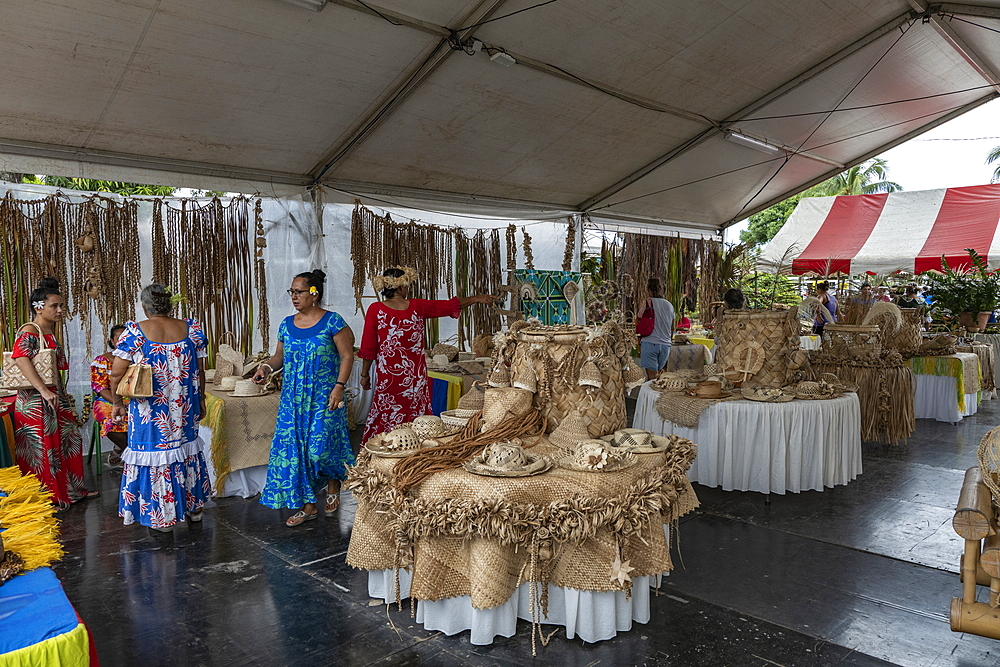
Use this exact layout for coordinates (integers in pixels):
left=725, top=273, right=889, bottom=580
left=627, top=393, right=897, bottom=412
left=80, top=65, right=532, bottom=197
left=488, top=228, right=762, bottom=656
left=12, top=277, right=95, bottom=508
left=358, top=267, right=495, bottom=443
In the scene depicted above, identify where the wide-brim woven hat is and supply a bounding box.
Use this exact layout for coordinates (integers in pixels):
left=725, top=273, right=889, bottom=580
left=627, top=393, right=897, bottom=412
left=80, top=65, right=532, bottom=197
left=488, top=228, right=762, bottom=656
left=604, top=428, right=652, bottom=449
left=218, top=375, right=244, bottom=391
left=365, top=432, right=423, bottom=458
left=686, top=381, right=731, bottom=399
left=742, top=386, right=793, bottom=403
left=793, top=380, right=841, bottom=400
left=411, top=415, right=448, bottom=441
left=463, top=448, right=551, bottom=477
left=600, top=432, right=670, bottom=454
left=440, top=410, right=471, bottom=427
left=557, top=446, right=637, bottom=473
left=651, top=376, right=689, bottom=392
left=231, top=379, right=269, bottom=397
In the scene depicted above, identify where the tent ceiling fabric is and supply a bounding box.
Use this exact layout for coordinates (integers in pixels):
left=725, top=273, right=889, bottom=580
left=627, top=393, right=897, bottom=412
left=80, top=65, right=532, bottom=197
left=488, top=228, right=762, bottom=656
left=1, top=1, right=1000, bottom=230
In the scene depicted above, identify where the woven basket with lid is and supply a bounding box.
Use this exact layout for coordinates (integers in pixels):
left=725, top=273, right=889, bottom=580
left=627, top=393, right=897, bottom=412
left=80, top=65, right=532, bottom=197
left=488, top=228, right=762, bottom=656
left=821, top=323, right=882, bottom=358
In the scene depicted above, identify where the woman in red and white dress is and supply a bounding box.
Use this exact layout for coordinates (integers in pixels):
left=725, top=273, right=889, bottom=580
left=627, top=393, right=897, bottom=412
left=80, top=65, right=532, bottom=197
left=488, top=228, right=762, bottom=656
left=358, top=267, right=494, bottom=444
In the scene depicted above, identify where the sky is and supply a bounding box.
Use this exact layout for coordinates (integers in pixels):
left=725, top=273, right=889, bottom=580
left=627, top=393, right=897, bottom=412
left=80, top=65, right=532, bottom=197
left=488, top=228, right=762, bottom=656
left=724, top=97, right=1000, bottom=242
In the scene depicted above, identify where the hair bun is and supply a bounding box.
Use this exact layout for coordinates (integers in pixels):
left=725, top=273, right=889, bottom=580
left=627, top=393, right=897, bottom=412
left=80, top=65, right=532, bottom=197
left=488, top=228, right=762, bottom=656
left=39, top=277, right=60, bottom=290
left=311, top=269, right=326, bottom=283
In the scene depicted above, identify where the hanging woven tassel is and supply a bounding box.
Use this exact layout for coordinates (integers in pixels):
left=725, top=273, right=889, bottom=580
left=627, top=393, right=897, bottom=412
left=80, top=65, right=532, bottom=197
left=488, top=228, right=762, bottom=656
left=578, top=359, right=603, bottom=388
left=512, top=363, right=537, bottom=393
left=623, top=357, right=645, bottom=389
left=489, top=363, right=511, bottom=387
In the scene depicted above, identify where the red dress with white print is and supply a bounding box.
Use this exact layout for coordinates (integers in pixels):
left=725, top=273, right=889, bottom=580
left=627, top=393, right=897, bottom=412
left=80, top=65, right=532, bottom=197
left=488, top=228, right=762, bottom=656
left=358, top=298, right=460, bottom=443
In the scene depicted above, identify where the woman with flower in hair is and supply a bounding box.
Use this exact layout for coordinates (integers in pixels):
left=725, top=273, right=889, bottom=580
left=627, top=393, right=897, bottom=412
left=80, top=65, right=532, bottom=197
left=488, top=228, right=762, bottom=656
left=12, top=277, right=95, bottom=509
left=359, top=266, right=495, bottom=443
left=253, top=270, right=356, bottom=526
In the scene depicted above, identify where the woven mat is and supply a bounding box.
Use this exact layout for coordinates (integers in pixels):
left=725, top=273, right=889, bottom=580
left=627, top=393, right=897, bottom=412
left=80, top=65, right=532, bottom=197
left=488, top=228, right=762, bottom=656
left=959, top=344, right=996, bottom=392
left=345, top=438, right=698, bottom=610
left=203, top=388, right=278, bottom=487
left=653, top=390, right=742, bottom=428
left=665, top=344, right=710, bottom=372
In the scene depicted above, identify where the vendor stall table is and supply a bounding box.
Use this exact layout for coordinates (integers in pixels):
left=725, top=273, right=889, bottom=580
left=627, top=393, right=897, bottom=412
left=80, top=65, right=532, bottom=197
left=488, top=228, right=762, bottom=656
left=0, top=395, right=16, bottom=468
left=908, top=353, right=981, bottom=424
left=665, top=344, right=711, bottom=371
left=347, top=440, right=697, bottom=646
left=799, top=335, right=821, bottom=350
left=633, top=384, right=862, bottom=495
left=0, top=567, right=99, bottom=666
left=687, top=336, right=714, bottom=351
left=973, top=333, right=1000, bottom=389
left=201, top=388, right=278, bottom=498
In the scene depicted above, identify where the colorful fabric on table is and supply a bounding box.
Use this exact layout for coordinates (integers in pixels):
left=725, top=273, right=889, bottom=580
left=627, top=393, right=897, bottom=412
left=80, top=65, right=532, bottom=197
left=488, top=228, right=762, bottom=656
left=260, top=311, right=355, bottom=510
left=908, top=353, right=981, bottom=412
left=513, top=270, right=582, bottom=325
left=90, top=354, right=127, bottom=437
left=427, top=371, right=462, bottom=416
left=114, top=319, right=211, bottom=528
left=0, top=410, right=14, bottom=468
left=0, top=567, right=90, bottom=664
left=11, top=332, right=87, bottom=506
left=358, top=298, right=460, bottom=443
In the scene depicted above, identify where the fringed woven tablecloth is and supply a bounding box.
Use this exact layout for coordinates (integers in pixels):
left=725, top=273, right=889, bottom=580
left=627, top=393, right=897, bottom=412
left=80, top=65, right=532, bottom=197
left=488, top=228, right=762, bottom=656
left=908, top=353, right=981, bottom=412
left=345, top=438, right=698, bottom=611
left=654, top=390, right=742, bottom=428
left=203, top=388, right=279, bottom=489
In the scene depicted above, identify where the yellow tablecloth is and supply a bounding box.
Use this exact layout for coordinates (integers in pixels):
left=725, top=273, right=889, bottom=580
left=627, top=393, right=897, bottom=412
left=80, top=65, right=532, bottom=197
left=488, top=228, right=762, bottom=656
left=202, top=388, right=279, bottom=488
left=688, top=336, right=714, bottom=350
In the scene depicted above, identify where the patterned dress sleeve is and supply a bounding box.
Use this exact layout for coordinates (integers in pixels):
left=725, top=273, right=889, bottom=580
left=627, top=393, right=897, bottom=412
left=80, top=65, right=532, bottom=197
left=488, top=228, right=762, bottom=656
left=357, top=305, right=381, bottom=360
left=187, top=319, right=208, bottom=358
left=10, top=330, right=39, bottom=359
left=327, top=311, right=347, bottom=337
left=113, top=322, right=144, bottom=363
left=411, top=298, right=461, bottom=319
left=277, top=318, right=288, bottom=346
left=91, top=355, right=111, bottom=394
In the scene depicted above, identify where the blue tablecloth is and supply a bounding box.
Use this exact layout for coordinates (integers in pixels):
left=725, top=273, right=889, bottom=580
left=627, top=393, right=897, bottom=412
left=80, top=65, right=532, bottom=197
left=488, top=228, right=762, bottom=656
left=0, top=567, right=79, bottom=653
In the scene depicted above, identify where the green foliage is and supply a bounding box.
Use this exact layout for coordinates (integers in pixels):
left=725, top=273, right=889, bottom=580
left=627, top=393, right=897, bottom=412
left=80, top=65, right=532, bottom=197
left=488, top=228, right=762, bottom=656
left=739, top=272, right=801, bottom=309
left=740, top=194, right=802, bottom=247
left=988, top=144, right=1000, bottom=184
left=922, top=249, right=1000, bottom=316
left=22, top=175, right=174, bottom=196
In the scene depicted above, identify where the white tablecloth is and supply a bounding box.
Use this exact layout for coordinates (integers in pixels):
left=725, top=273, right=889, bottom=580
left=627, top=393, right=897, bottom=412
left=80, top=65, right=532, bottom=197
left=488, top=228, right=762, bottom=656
left=913, top=375, right=979, bottom=423
left=367, top=569, right=660, bottom=645
left=633, top=384, right=862, bottom=494
left=799, top=335, right=821, bottom=350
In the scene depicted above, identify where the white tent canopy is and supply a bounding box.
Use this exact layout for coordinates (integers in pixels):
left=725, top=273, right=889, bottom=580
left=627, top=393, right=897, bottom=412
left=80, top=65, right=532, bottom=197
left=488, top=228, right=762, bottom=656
left=2, top=1, right=1000, bottom=232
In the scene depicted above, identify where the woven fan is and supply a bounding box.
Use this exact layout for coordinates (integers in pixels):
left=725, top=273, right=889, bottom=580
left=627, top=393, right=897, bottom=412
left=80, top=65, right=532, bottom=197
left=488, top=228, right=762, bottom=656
left=728, top=339, right=765, bottom=382
left=977, top=426, right=1000, bottom=502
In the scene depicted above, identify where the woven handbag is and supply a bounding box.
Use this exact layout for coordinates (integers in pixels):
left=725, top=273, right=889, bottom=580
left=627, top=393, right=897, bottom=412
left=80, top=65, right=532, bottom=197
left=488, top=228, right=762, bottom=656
left=1, top=323, right=58, bottom=390
left=636, top=299, right=655, bottom=337
left=117, top=362, right=153, bottom=398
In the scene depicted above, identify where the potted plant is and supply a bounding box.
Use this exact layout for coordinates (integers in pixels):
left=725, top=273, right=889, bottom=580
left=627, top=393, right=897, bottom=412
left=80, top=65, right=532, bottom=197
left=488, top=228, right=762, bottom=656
left=922, top=249, right=1000, bottom=331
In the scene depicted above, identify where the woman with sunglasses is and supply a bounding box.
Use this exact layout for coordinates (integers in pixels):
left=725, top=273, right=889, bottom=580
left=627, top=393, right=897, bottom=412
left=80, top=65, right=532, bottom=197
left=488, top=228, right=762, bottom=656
left=253, top=270, right=356, bottom=527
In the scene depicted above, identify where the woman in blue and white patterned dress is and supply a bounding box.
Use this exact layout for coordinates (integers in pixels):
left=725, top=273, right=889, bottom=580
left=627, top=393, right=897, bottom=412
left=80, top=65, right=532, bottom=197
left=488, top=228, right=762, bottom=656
left=110, top=284, right=213, bottom=532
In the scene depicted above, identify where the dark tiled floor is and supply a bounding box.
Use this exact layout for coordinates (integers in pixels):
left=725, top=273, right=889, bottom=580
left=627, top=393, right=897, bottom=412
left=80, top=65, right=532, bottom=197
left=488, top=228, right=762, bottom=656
left=52, top=398, right=1000, bottom=666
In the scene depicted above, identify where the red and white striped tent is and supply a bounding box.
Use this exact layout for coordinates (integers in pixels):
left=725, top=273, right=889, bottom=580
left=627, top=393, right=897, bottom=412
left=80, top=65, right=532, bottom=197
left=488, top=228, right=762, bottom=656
left=758, top=184, right=1000, bottom=276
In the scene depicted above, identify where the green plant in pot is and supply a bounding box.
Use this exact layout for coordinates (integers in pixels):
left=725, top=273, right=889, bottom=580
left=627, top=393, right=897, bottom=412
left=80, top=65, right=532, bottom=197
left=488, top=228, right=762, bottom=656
left=922, top=249, right=1000, bottom=332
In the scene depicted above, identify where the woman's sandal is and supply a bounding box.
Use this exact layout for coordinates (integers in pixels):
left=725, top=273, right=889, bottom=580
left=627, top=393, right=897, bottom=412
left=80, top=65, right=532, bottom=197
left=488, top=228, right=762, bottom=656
left=285, top=509, right=318, bottom=527
left=325, top=491, right=341, bottom=514
left=186, top=510, right=204, bottom=523
left=84, top=490, right=100, bottom=499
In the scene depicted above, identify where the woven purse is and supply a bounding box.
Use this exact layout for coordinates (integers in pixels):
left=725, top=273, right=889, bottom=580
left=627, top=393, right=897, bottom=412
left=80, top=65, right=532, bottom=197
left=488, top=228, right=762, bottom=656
left=1, top=323, right=58, bottom=390
left=117, top=361, right=153, bottom=398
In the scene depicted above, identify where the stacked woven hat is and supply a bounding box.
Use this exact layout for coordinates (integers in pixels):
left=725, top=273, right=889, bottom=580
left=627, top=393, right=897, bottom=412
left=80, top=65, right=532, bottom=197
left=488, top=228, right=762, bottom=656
left=441, top=382, right=486, bottom=427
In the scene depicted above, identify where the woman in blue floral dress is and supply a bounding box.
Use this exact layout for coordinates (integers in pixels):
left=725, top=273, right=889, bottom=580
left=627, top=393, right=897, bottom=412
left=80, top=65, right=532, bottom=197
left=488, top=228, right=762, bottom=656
left=110, top=284, right=212, bottom=532
left=253, top=270, right=356, bottom=527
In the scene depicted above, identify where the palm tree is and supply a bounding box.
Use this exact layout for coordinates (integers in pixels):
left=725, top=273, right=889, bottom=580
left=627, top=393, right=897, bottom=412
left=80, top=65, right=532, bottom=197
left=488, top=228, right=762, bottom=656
left=808, top=158, right=902, bottom=196
left=987, top=145, right=1000, bottom=183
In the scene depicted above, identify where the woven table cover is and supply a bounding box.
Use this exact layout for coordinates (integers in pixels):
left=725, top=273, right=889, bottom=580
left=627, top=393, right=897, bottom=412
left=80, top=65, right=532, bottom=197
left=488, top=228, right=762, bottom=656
left=346, top=438, right=698, bottom=611
left=203, top=388, right=279, bottom=488
left=665, top=344, right=711, bottom=372
left=908, top=353, right=981, bottom=413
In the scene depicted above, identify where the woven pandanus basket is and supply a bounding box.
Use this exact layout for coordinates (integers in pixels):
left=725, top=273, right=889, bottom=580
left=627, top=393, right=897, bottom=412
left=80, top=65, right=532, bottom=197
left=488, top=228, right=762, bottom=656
left=822, top=323, right=882, bottom=358
left=715, top=309, right=799, bottom=388
left=507, top=326, right=627, bottom=437
left=882, top=308, right=922, bottom=357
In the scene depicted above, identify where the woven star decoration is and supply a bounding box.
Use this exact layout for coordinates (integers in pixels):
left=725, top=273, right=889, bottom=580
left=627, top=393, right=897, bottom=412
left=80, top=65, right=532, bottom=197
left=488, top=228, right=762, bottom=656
left=609, top=554, right=633, bottom=587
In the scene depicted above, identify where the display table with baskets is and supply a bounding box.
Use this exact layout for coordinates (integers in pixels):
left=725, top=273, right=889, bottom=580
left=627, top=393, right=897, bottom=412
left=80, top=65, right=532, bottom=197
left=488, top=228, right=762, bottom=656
left=347, top=438, right=698, bottom=647
left=634, top=383, right=862, bottom=495
left=200, top=388, right=279, bottom=498
left=908, top=353, right=982, bottom=423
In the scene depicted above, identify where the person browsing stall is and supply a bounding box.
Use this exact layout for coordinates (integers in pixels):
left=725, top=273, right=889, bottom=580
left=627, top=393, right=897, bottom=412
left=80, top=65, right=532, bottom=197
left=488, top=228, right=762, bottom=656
left=91, top=324, right=129, bottom=468
left=812, top=281, right=837, bottom=335
left=638, top=277, right=675, bottom=381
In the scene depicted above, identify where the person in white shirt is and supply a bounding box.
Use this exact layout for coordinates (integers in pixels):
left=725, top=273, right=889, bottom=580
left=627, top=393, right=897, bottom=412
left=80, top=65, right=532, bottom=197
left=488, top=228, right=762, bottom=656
left=638, top=277, right=676, bottom=380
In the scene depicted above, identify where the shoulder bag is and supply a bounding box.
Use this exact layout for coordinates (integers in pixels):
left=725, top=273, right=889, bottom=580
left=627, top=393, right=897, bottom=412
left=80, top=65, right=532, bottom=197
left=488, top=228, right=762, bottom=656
left=636, top=299, right=656, bottom=337
left=2, top=323, right=58, bottom=390
left=117, top=359, right=153, bottom=398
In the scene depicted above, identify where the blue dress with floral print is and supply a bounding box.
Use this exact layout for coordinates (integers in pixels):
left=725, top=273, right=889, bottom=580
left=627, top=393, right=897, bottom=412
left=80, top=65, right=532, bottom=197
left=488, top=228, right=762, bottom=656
left=260, top=311, right=355, bottom=510
left=114, top=319, right=212, bottom=528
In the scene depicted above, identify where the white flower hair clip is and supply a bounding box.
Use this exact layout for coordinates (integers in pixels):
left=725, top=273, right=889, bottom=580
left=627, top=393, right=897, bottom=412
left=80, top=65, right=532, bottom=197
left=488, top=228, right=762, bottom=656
left=31, top=300, right=45, bottom=311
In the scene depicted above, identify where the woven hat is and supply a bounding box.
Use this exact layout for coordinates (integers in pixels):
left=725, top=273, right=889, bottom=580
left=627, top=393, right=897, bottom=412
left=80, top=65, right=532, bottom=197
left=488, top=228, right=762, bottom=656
left=558, top=440, right=637, bottom=472
left=455, top=381, right=486, bottom=417
left=651, top=374, right=688, bottom=392
left=704, top=374, right=734, bottom=390
left=204, top=369, right=217, bottom=382
left=600, top=432, right=670, bottom=454
left=547, top=410, right=592, bottom=450
left=793, top=380, right=840, bottom=400
left=365, top=432, right=422, bottom=458
left=218, top=375, right=243, bottom=391
left=462, top=442, right=551, bottom=477
left=605, top=428, right=652, bottom=449
left=686, top=380, right=731, bottom=399
left=231, top=379, right=268, bottom=397
left=431, top=343, right=459, bottom=362
left=384, top=427, right=421, bottom=450
left=440, top=410, right=470, bottom=427
left=488, top=363, right=511, bottom=387
left=702, top=363, right=722, bottom=377
left=481, top=387, right=533, bottom=431
left=411, top=415, right=448, bottom=441
left=743, top=386, right=793, bottom=403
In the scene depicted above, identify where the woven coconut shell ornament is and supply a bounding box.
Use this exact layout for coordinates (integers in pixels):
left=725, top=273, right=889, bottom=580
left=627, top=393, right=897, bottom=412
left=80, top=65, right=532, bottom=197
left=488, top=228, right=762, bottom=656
left=488, top=363, right=511, bottom=387
left=622, top=357, right=645, bottom=389
left=512, top=363, right=537, bottom=393
left=578, top=359, right=603, bottom=388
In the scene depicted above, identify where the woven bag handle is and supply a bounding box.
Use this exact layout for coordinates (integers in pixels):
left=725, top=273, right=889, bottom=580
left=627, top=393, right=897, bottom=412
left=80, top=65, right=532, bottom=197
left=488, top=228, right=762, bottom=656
left=18, top=322, right=49, bottom=350
left=218, top=331, right=236, bottom=347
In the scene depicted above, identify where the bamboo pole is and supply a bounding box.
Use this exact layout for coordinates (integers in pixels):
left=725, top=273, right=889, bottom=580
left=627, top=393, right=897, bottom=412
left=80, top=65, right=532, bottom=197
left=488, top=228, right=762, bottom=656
left=953, top=467, right=994, bottom=541
left=950, top=599, right=1000, bottom=638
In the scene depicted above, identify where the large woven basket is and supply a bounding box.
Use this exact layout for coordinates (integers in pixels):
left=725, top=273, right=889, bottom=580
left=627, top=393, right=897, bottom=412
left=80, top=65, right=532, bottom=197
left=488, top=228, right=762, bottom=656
left=822, top=323, right=882, bottom=358
left=715, top=309, right=799, bottom=388
left=508, top=326, right=627, bottom=437
left=882, top=308, right=922, bottom=356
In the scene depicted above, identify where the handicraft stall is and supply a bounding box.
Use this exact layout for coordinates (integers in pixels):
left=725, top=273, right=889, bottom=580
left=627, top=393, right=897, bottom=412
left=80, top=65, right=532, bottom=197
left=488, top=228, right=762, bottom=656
left=346, top=322, right=698, bottom=651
